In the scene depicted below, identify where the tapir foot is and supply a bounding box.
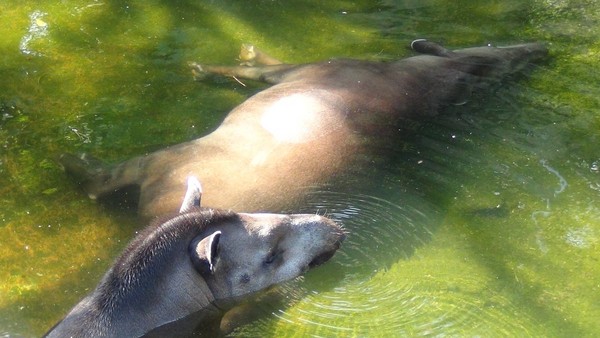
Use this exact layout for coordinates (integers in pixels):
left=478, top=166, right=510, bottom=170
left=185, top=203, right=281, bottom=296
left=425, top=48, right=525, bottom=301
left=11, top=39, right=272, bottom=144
left=58, top=153, right=111, bottom=200
left=189, top=62, right=208, bottom=81
left=238, top=44, right=284, bottom=66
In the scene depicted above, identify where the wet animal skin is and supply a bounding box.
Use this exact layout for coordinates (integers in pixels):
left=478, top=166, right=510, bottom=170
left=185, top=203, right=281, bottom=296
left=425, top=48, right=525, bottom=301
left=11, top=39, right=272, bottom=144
left=59, top=40, right=548, bottom=219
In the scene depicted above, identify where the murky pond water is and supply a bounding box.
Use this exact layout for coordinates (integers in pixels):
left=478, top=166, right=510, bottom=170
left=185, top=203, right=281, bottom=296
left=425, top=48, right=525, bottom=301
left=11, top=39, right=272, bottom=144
left=1, top=0, right=599, bottom=337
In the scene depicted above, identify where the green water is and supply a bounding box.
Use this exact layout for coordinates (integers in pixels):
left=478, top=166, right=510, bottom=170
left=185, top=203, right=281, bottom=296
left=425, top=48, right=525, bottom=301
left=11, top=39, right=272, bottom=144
left=1, top=0, right=599, bottom=336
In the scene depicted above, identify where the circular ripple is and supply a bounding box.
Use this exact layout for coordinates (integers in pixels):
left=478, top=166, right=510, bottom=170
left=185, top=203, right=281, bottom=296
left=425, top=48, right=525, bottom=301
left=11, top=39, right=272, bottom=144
left=301, top=189, right=441, bottom=273
left=233, top=270, right=539, bottom=337
left=230, top=185, right=539, bottom=337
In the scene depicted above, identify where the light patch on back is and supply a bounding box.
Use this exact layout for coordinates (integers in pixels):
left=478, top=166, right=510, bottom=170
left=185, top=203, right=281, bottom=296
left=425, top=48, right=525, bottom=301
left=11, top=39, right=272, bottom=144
left=260, top=93, right=327, bottom=143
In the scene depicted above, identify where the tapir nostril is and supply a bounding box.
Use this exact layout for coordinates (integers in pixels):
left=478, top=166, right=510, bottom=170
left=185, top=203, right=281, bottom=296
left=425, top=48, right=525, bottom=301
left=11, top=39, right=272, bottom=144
left=308, top=249, right=336, bottom=268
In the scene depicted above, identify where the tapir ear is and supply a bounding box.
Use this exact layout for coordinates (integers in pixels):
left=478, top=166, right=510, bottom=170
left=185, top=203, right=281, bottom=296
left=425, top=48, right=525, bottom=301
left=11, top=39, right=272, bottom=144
left=190, top=231, right=221, bottom=275
left=180, top=176, right=203, bottom=213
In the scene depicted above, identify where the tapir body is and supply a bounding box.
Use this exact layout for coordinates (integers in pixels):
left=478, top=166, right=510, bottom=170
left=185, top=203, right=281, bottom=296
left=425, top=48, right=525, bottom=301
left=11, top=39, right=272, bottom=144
left=61, top=40, right=547, bottom=218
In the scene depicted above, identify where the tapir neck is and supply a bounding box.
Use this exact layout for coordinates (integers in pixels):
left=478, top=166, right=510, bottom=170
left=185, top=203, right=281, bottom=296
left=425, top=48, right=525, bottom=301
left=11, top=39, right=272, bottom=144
left=45, top=214, right=223, bottom=338
left=45, top=253, right=217, bottom=338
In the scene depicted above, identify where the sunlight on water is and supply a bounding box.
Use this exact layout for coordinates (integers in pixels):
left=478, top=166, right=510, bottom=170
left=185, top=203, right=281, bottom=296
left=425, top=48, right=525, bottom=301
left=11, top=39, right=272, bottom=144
left=19, top=10, right=49, bottom=56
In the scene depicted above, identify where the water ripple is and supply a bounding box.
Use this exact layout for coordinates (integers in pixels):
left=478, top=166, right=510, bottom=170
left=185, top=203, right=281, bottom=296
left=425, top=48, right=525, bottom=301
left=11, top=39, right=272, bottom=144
left=242, top=273, right=539, bottom=337
left=232, top=186, right=538, bottom=337
left=298, top=189, right=441, bottom=274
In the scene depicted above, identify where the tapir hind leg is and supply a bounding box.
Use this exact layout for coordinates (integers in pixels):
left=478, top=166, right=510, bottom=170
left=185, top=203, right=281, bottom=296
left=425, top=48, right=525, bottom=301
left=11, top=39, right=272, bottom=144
left=189, top=63, right=299, bottom=84
left=189, top=62, right=301, bottom=85
left=189, top=44, right=299, bottom=84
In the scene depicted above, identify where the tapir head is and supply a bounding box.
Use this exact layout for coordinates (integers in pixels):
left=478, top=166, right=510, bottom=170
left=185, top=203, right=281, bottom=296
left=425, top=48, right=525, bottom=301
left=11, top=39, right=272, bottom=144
left=181, top=177, right=345, bottom=303
left=44, top=177, right=344, bottom=338
left=190, top=212, right=344, bottom=302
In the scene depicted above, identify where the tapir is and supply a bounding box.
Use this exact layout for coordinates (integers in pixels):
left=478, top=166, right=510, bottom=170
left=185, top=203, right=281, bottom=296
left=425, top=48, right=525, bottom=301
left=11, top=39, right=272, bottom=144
left=59, top=40, right=548, bottom=218
left=44, top=177, right=345, bottom=337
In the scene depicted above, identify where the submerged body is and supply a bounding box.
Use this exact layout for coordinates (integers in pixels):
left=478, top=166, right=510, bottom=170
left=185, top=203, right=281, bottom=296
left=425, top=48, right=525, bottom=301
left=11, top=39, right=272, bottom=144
left=61, top=40, right=547, bottom=218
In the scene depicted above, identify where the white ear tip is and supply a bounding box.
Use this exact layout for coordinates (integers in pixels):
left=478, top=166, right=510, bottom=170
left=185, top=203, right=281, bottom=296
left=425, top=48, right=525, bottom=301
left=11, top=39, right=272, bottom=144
left=179, top=176, right=203, bottom=213
left=188, top=176, right=202, bottom=193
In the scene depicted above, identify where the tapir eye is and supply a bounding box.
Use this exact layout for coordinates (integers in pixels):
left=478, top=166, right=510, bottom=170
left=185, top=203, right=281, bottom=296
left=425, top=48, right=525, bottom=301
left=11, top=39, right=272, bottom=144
left=239, top=273, right=251, bottom=284
left=264, top=249, right=283, bottom=265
